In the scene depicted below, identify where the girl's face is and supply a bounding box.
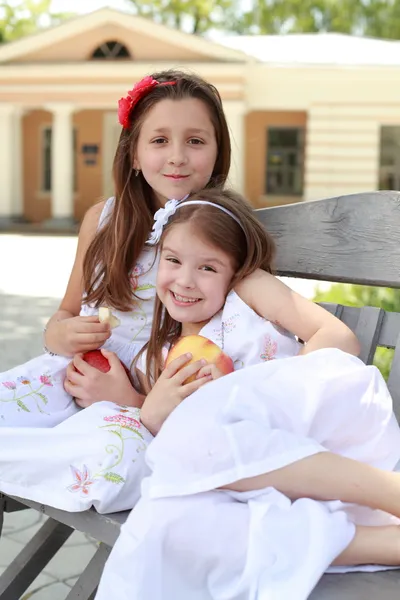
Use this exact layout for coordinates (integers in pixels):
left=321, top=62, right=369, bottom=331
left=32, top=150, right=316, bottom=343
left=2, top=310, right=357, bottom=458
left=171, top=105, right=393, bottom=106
left=156, top=222, right=235, bottom=335
left=134, top=98, right=218, bottom=206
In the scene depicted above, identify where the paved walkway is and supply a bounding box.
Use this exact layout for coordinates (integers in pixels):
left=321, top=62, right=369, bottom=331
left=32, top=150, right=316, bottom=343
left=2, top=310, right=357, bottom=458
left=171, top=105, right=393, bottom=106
left=0, top=232, right=332, bottom=599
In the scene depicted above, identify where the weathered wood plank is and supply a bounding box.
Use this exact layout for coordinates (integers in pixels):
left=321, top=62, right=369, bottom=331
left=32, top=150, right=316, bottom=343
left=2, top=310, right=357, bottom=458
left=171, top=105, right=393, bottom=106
left=0, top=518, right=73, bottom=600
left=258, top=191, right=400, bottom=287
left=311, top=569, right=400, bottom=599
left=2, top=495, right=28, bottom=513
left=0, top=496, right=4, bottom=538
left=9, top=496, right=128, bottom=546
left=376, top=311, right=400, bottom=348
left=320, top=305, right=400, bottom=350
left=353, top=307, right=385, bottom=365
left=387, top=333, right=400, bottom=422
left=65, top=543, right=111, bottom=600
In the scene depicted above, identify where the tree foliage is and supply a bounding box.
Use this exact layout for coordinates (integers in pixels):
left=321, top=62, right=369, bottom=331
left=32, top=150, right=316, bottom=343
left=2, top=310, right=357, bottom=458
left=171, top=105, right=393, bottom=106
left=0, top=0, right=74, bottom=43
left=124, top=0, right=239, bottom=34
left=4, top=0, right=400, bottom=41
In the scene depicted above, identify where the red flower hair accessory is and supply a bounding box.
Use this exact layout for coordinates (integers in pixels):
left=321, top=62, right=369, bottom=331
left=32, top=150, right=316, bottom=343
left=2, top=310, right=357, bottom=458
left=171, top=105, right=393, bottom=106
left=118, top=76, right=176, bottom=129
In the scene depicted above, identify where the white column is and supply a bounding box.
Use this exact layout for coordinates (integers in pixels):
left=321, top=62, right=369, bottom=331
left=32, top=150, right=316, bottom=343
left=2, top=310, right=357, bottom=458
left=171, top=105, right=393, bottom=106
left=223, top=100, right=246, bottom=193
left=46, top=103, right=75, bottom=222
left=0, top=104, right=14, bottom=222
left=12, top=107, right=24, bottom=219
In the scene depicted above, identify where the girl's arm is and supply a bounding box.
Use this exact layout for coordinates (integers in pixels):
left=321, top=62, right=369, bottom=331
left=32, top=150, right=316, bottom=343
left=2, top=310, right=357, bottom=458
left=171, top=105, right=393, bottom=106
left=235, top=269, right=360, bottom=356
left=44, top=201, right=111, bottom=356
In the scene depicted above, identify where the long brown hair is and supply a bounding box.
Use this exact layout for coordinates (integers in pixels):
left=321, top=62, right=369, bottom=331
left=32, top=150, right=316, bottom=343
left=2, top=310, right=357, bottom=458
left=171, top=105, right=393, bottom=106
left=82, top=70, right=231, bottom=310
left=136, top=188, right=276, bottom=392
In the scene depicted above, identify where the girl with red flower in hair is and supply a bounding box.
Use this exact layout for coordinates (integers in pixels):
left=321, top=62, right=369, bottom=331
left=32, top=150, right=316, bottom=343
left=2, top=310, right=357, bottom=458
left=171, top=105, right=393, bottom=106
left=0, top=70, right=234, bottom=513
left=0, top=66, right=359, bottom=527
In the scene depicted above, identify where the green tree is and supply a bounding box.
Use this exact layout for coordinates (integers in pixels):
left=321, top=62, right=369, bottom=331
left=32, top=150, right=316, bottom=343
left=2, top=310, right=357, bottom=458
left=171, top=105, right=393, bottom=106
left=233, top=0, right=364, bottom=35
left=124, top=0, right=239, bottom=34
left=232, top=0, right=400, bottom=39
left=361, top=0, right=400, bottom=39
left=0, top=0, right=74, bottom=43
left=314, top=283, right=400, bottom=379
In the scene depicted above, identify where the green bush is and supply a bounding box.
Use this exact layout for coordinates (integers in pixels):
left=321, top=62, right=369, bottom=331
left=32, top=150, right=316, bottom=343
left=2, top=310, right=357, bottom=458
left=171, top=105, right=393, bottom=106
left=313, top=284, right=400, bottom=380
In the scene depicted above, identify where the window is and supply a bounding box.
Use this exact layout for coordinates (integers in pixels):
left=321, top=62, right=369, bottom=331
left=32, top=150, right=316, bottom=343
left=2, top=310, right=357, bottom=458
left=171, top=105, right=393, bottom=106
left=266, top=127, right=305, bottom=196
left=91, top=41, right=131, bottom=60
left=42, top=127, right=52, bottom=192
left=42, top=127, right=77, bottom=192
left=379, top=126, right=400, bottom=190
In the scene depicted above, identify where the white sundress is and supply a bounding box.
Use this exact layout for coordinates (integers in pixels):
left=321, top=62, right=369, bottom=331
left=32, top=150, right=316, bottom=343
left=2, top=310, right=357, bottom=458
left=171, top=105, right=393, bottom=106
left=0, top=198, right=158, bottom=513
left=95, top=290, right=400, bottom=600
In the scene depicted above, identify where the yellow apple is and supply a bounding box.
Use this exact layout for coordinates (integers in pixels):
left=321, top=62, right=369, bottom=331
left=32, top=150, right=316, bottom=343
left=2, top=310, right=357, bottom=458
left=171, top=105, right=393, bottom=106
left=165, top=334, right=234, bottom=383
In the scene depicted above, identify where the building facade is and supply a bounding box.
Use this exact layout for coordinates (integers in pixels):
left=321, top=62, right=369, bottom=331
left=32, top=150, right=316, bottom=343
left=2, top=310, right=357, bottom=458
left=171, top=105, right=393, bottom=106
left=0, top=8, right=399, bottom=227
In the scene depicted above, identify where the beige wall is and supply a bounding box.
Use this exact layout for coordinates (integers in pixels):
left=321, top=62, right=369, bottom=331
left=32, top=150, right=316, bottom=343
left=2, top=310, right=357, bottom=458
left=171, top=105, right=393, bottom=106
left=23, top=110, right=104, bottom=222
left=245, top=111, right=307, bottom=207
left=74, top=110, right=104, bottom=220
left=244, top=64, right=400, bottom=201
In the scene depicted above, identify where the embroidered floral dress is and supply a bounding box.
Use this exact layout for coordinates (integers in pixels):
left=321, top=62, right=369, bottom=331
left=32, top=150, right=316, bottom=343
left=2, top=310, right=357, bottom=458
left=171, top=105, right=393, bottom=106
left=0, top=198, right=158, bottom=428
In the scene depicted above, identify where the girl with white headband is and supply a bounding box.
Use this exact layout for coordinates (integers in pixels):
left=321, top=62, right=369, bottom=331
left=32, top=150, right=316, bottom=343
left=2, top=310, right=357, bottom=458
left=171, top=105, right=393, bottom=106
left=96, top=187, right=400, bottom=600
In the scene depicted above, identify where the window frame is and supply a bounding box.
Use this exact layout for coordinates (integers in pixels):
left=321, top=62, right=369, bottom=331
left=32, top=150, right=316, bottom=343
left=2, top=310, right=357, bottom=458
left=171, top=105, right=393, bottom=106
left=265, top=126, right=305, bottom=197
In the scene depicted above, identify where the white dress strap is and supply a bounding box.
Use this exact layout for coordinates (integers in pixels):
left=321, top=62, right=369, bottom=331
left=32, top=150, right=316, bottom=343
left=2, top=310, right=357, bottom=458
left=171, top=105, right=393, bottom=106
left=98, top=197, right=115, bottom=230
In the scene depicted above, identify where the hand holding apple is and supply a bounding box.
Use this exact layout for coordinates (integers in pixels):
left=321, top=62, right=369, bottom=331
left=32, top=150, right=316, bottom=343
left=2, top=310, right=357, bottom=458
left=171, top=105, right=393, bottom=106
left=165, top=335, right=234, bottom=383
left=63, top=349, right=142, bottom=409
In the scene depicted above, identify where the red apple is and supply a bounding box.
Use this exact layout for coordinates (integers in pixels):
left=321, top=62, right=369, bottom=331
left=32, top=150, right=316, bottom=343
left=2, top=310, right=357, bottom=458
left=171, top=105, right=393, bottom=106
left=79, top=350, right=131, bottom=378
left=165, top=334, right=234, bottom=383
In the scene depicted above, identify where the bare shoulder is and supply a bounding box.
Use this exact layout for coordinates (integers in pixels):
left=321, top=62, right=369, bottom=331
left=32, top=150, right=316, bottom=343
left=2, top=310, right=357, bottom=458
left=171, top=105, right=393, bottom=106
left=79, top=200, right=107, bottom=241
left=58, top=200, right=107, bottom=314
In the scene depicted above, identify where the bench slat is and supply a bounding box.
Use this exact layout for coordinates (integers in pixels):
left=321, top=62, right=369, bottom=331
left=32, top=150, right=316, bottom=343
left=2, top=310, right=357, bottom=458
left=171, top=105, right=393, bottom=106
left=387, top=333, right=400, bottom=421
left=321, top=305, right=400, bottom=350
left=258, top=191, right=400, bottom=287
left=9, top=496, right=128, bottom=546
left=65, top=544, right=111, bottom=600
left=353, top=307, right=385, bottom=365
left=0, top=518, right=73, bottom=600
left=311, top=569, right=400, bottom=599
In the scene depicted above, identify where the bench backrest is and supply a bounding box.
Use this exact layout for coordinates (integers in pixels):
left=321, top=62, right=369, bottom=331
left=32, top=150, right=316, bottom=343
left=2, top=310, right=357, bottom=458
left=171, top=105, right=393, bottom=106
left=256, top=191, right=400, bottom=420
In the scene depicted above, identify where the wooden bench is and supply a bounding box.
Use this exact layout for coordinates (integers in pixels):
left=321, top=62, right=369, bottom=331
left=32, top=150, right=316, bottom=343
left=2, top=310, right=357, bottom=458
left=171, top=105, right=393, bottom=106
left=1, top=190, right=400, bottom=599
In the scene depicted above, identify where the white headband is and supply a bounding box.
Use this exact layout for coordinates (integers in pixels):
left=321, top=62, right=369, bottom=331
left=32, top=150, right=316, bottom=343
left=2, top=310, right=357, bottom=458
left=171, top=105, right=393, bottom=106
left=146, top=198, right=244, bottom=245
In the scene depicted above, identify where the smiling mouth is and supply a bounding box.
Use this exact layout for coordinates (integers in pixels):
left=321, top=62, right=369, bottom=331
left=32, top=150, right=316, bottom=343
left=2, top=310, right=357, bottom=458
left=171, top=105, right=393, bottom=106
left=171, top=291, right=201, bottom=305
left=164, top=174, right=190, bottom=179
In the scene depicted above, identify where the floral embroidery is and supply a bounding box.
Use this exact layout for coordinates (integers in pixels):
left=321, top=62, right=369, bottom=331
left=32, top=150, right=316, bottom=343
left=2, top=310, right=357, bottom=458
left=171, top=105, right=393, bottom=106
left=213, top=313, right=240, bottom=343
left=103, top=414, right=141, bottom=429
left=0, top=373, right=53, bottom=413
left=2, top=381, right=16, bottom=390
left=130, top=263, right=145, bottom=291
left=260, top=335, right=278, bottom=361
left=67, top=465, right=95, bottom=496
left=67, top=408, right=147, bottom=496
left=39, top=374, right=53, bottom=386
